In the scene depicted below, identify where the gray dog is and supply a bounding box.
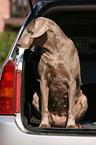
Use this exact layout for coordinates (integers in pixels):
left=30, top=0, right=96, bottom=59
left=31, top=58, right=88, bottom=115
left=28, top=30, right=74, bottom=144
left=18, top=17, right=88, bottom=128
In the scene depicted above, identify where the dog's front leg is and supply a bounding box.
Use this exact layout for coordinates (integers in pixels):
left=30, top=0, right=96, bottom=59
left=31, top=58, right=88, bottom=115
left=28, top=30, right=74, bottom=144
left=39, top=77, right=51, bottom=127
left=66, top=80, right=77, bottom=128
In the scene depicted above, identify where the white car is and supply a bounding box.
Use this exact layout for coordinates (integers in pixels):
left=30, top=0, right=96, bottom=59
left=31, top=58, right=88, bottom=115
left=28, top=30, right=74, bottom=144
left=1, top=0, right=96, bottom=144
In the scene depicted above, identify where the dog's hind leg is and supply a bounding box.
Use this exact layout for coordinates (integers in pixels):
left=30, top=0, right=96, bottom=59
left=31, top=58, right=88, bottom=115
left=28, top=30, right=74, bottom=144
left=75, top=91, right=88, bottom=123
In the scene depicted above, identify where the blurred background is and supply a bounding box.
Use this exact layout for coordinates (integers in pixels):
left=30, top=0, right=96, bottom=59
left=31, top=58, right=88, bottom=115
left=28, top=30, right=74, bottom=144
left=0, top=0, right=30, bottom=67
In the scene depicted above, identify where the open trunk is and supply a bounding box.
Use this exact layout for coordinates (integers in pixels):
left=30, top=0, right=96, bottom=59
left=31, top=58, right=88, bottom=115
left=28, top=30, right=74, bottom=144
left=21, top=5, right=96, bottom=134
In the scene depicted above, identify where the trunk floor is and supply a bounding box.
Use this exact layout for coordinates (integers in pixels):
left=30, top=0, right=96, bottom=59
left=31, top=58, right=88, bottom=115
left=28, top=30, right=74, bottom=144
left=30, top=116, right=96, bottom=129
left=81, top=122, right=96, bottom=129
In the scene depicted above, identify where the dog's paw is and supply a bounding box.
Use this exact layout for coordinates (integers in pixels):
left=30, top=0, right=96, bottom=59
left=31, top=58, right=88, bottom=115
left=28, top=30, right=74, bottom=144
left=66, top=124, right=82, bottom=128
left=39, top=123, right=51, bottom=127
left=66, top=125, right=76, bottom=128
left=76, top=124, right=82, bottom=128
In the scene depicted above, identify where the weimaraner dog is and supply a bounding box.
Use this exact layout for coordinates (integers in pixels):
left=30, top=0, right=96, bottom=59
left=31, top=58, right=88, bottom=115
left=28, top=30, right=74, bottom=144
left=18, top=17, right=88, bottom=128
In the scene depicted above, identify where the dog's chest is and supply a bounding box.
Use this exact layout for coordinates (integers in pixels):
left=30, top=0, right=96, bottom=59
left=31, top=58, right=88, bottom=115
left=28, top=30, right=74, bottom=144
left=48, top=81, right=69, bottom=127
left=48, top=77, right=69, bottom=117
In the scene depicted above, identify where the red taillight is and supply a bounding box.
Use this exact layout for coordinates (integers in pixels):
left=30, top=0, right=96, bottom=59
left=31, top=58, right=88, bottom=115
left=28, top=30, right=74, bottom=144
left=15, top=70, right=21, bottom=113
left=0, top=60, right=15, bottom=115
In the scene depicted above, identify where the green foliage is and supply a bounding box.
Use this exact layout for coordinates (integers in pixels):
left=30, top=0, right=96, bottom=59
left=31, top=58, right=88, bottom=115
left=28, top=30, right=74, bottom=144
left=0, top=32, right=17, bottom=67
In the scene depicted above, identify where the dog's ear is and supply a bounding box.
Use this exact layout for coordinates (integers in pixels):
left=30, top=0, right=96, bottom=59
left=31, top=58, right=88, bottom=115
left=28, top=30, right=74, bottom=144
left=28, top=17, right=48, bottom=38
left=17, top=17, right=48, bottom=48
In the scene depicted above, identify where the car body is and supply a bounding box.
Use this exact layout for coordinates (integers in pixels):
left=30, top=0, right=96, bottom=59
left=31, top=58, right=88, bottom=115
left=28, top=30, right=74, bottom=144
left=1, top=0, right=96, bottom=144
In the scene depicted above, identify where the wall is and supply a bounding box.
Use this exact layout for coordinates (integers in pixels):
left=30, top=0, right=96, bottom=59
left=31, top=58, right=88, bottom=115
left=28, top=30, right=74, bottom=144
left=0, top=0, right=10, bottom=32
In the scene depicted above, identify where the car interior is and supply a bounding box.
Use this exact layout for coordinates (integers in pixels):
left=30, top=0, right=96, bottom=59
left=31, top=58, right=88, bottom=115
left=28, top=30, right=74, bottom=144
left=21, top=6, right=96, bottom=132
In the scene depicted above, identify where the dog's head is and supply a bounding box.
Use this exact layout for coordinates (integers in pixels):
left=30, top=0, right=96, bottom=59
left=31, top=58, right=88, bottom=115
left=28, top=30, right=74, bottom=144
left=17, top=17, right=48, bottom=49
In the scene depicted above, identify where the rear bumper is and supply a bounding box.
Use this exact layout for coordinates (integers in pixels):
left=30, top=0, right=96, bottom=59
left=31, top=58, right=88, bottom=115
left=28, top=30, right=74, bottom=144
left=0, top=116, right=96, bottom=145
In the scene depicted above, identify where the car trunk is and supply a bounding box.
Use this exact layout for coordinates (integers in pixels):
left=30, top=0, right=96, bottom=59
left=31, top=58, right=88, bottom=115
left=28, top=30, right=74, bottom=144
left=21, top=5, right=96, bottom=134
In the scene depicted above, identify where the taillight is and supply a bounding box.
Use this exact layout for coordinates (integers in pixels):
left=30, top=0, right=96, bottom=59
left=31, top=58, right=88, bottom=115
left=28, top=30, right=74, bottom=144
left=15, top=70, right=21, bottom=113
left=0, top=60, right=15, bottom=115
